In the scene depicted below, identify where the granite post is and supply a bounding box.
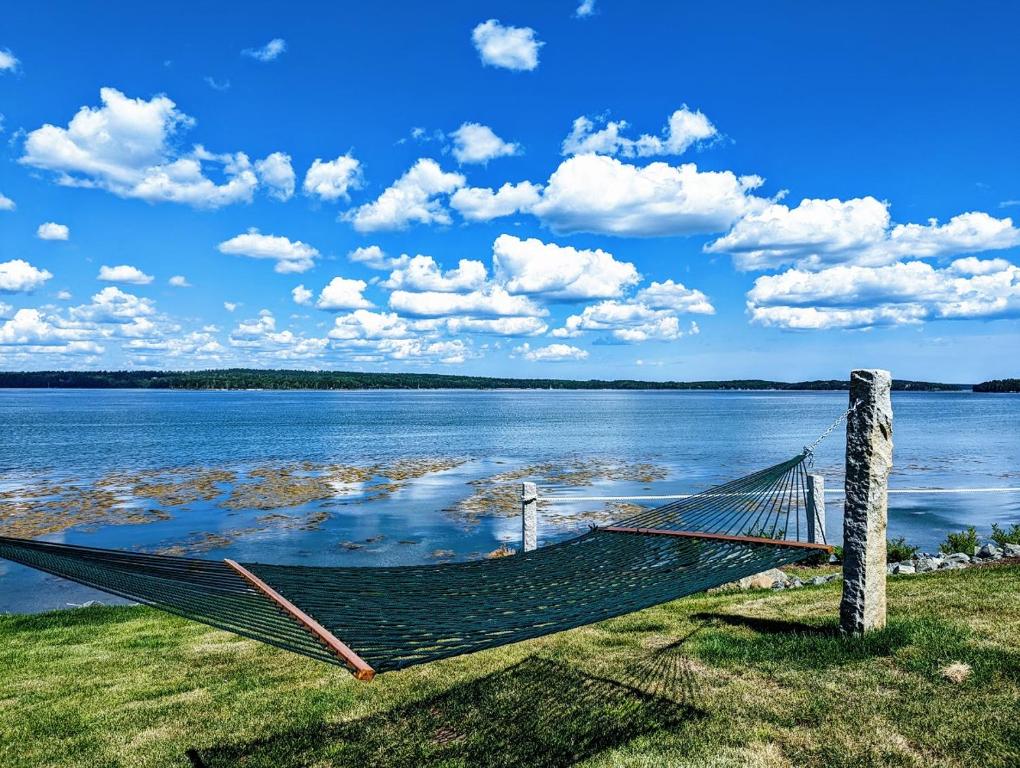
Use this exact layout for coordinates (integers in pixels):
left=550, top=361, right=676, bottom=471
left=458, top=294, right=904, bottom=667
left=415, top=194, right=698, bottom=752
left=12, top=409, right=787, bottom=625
left=521, top=482, right=538, bottom=553
left=806, top=473, right=826, bottom=544
left=840, top=369, right=892, bottom=634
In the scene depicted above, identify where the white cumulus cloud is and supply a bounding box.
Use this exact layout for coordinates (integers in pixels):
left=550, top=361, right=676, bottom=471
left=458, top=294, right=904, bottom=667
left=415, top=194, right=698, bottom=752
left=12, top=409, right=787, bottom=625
left=0, top=260, right=53, bottom=293
left=20, top=88, right=268, bottom=208
left=492, top=234, right=640, bottom=300
left=389, top=285, right=545, bottom=318
left=344, top=158, right=464, bottom=231
left=382, top=255, right=487, bottom=293
left=168, top=275, right=190, bottom=287
left=472, top=20, right=543, bottom=71
left=36, top=222, right=70, bottom=240
left=554, top=299, right=702, bottom=343
left=513, top=342, right=588, bottom=361
left=218, top=229, right=320, bottom=273
left=316, top=277, right=373, bottom=310
left=347, top=245, right=411, bottom=271
left=0, top=49, right=19, bottom=73
left=292, top=284, right=313, bottom=306
left=531, top=154, right=764, bottom=236
left=562, top=107, right=718, bottom=158
left=449, top=181, right=541, bottom=221
left=303, top=154, right=363, bottom=201
left=707, top=198, right=1020, bottom=271
left=255, top=152, right=295, bottom=201
left=746, top=257, right=1020, bottom=329
left=98, top=265, right=154, bottom=285
left=450, top=123, right=520, bottom=164
left=0, top=193, right=15, bottom=211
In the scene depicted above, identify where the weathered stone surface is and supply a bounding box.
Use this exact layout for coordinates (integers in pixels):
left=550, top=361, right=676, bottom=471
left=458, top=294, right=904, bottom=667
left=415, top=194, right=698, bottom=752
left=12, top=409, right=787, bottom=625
left=941, top=561, right=966, bottom=570
left=806, top=473, right=826, bottom=544
left=914, top=557, right=942, bottom=573
left=520, top=482, right=537, bottom=553
left=1004, top=543, right=1020, bottom=557
left=809, top=574, right=841, bottom=586
left=738, top=568, right=787, bottom=590
left=977, top=543, right=1001, bottom=559
left=840, top=369, right=891, bottom=635
left=945, top=552, right=971, bottom=563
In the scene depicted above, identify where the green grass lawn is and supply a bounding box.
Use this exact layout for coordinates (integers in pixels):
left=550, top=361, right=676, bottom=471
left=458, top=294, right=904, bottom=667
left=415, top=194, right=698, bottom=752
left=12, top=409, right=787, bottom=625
left=2, top=563, right=1018, bottom=768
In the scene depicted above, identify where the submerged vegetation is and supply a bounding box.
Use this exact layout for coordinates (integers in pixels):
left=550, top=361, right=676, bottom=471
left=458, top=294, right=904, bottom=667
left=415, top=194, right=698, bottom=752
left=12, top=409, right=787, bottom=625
left=1, top=562, right=1017, bottom=767
left=0, top=368, right=970, bottom=391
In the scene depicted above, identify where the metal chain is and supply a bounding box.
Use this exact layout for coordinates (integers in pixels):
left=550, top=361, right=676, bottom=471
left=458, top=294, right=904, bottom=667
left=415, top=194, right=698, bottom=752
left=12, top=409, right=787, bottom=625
left=803, top=399, right=860, bottom=458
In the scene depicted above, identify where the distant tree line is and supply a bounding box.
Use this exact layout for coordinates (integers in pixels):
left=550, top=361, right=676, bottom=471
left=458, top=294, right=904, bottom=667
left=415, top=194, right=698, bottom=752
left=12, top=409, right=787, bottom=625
left=973, top=379, right=1020, bottom=393
left=0, top=369, right=972, bottom=391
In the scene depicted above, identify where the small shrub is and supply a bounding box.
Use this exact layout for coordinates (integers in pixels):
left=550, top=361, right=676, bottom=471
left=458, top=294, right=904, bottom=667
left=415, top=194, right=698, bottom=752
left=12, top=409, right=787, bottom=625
left=830, top=545, right=843, bottom=563
left=990, top=522, right=1020, bottom=547
left=940, top=527, right=979, bottom=555
left=887, top=536, right=919, bottom=563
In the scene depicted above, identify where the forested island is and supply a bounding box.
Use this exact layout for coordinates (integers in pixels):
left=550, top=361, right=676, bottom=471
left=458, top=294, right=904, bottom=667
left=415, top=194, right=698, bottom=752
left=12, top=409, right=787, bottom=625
left=0, top=369, right=972, bottom=391
left=972, top=379, right=1020, bottom=392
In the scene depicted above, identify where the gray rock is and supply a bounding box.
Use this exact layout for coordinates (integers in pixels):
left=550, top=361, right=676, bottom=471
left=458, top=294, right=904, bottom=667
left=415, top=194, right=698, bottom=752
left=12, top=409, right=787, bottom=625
left=945, top=552, right=971, bottom=563
left=1004, top=543, right=1020, bottom=558
left=790, top=578, right=804, bottom=588
left=977, top=543, right=1001, bottom=559
left=892, top=563, right=915, bottom=575
left=940, top=560, right=966, bottom=570
left=735, top=568, right=787, bottom=590
left=913, top=557, right=941, bottom=573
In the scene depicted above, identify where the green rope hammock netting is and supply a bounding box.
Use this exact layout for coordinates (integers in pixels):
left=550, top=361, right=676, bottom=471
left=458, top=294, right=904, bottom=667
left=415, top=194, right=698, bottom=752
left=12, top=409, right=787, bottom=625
left=0, top=452, right=829, bottom=680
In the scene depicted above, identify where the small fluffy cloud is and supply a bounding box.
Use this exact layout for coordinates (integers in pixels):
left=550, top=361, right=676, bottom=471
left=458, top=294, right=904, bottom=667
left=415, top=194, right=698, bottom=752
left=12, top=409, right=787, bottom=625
left=450, top=123, right=519, bottom=164
left=326, top=309, right=472, bottom=364
left=20, top=88, right=269, bottom=208
left=348, top=245, right=410, bottom=271
left=747, top=257, right=1020, bottom=329
left=492, top=234, right=640, bottom=300
left=562, top=107, right=718, bottom=158
left=444, top=316, right=548, bottom=336
left=575, top=0, right=596, bottom=17
left=255, top=152, right=295, bottom=201
left=98, top=265, right=154, bottom=285
left=0, top=49, right=19, bottom=73
left=554, top=299, right=702, bottom=343
left=389, top=285, right=545, bottom=318
left=0, top=260, right=53, bottom=293
left=0, top=309, right=96, bottom=352
left=303, top=155, right=363, bottom=201
left=229, top=311, right=327, bottom=360
left=243, top=38, right=286, bottom=62
left=36, top=222, right=70, bottom=240
left=0, top=193, right=15, bottom=211
left=218, top=229, right=319, bottom=273
left=383, top=255, right=487, bottom=293
left=168, top=275, right=190, bottom=287
left=449, top=181, right=541, bottom=221
left=513, top=342, right=588, bottom=361
left=707, top=198, right=1020, bottom=271
left=472, top=20, right=543, bottom=71
left=531, top=154, right=763, bottom=236
left=635, top=280, right=715, bottom=314
left=315, top=277, right=373, bottom=310
left=344, top=158, right=464, bottom=231
left=292, top=284, right=313, bottom=306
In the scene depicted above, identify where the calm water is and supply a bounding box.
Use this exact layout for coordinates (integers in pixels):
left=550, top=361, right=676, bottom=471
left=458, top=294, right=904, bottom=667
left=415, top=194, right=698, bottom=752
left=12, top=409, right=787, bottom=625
left=1, top=389, right=1018, bottom=612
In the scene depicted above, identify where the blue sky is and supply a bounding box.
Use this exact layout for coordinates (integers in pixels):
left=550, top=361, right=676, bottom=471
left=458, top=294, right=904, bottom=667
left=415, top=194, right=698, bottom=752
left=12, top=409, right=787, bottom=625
left=1, top=1, right=1018, bottom=381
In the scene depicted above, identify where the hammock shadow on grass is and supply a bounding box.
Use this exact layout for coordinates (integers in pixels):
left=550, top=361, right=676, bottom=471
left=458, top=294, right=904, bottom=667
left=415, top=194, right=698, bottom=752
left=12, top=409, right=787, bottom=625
left=189, top=656, right=702, bottom=768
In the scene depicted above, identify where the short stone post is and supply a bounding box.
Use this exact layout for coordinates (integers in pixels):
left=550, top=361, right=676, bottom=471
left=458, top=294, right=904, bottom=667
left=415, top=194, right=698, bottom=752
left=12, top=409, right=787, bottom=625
left=840, top=369, right=892, bottom=634
left=521, top=482, right=537, bottom=553
left=806, top=473, right=826, bottom=544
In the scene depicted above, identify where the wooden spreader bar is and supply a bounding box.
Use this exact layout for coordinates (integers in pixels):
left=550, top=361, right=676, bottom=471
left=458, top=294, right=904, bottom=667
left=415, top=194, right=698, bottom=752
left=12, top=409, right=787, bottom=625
left=600, top=526, right=834, bottom=552
left=225, top=559, right=375, bottom=681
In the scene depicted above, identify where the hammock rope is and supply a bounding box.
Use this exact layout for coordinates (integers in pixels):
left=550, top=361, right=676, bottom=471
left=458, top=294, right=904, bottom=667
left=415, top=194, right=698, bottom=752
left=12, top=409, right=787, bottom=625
left=0, top=452, right=830, bottom=680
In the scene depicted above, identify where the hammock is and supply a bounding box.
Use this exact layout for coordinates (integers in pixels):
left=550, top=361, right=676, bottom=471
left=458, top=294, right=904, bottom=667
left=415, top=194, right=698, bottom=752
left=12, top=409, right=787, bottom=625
left=0, top=453, right=830, bottom=681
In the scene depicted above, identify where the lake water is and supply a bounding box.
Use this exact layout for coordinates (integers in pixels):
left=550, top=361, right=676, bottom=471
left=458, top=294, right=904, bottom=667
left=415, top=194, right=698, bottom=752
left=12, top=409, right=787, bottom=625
left=1, top=389, right=1018, bottom=613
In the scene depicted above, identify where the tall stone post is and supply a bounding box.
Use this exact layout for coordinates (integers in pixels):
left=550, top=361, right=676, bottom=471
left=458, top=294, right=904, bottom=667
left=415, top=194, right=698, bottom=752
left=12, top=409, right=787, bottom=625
left=521, top=482, right=537, bottom=553
left=840, top=369, right=892, bottom=634
left=806, top=473, right=826, bottom=544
